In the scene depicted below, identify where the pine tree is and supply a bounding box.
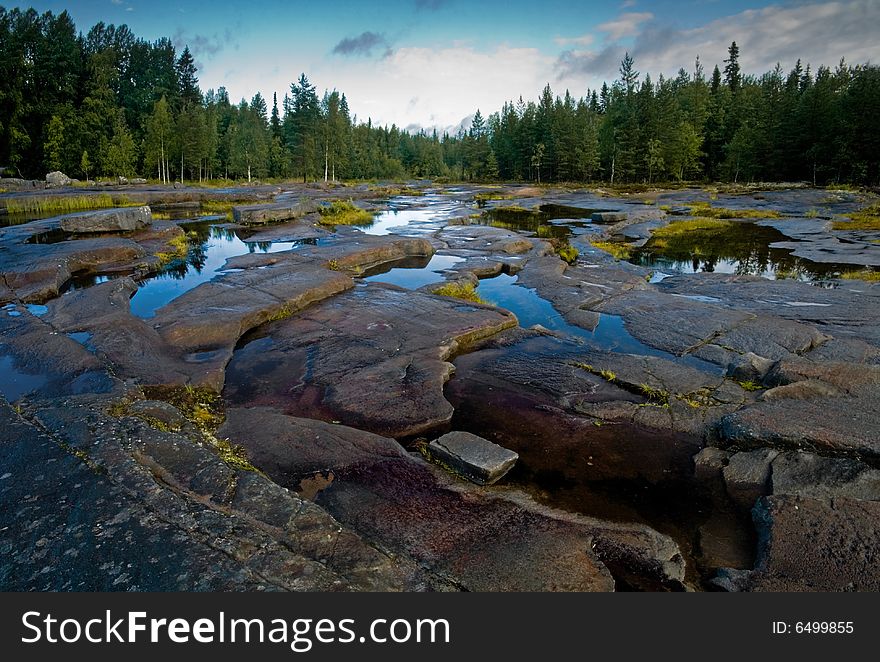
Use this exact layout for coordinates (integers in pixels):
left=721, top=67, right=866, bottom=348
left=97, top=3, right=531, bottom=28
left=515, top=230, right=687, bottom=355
left=723, top=42, right=742, bottom=93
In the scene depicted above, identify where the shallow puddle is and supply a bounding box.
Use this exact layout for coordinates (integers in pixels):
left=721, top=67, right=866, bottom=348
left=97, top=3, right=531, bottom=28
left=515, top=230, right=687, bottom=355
left=0, top=354, right=49, bottom=402
left=362, top=254, right=466, bottom=289
left=477, top=273, right=714, bottom=371
left=477, top=204, right=608, bottom=240
left=130, top=223, right=315, bottom=318
left=359, top=193, right=465, bottom=236
left=627, top=221, right=869, bottom=281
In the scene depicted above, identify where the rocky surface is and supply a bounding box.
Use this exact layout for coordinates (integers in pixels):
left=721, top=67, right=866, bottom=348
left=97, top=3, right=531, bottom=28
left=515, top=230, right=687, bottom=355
left=0, top=395, right=432, bottom=591
left=426, top=431, right=518, bottom=485
left=3, top=181, right=880, bottom=592
left=224, top=282, right=517, bottom=437
left=219, top=407, right=687, bottom=591
left=59, top=206, right=152, bottom=233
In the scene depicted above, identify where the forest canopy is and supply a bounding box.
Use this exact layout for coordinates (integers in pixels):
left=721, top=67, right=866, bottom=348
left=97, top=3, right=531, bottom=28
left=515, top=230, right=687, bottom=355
left=1, top=6, right=878, bottom=185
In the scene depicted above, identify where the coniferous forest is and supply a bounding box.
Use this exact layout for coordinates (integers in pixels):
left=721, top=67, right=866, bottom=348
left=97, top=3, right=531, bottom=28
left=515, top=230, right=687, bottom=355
left=2, top=7, right=879, bottom=186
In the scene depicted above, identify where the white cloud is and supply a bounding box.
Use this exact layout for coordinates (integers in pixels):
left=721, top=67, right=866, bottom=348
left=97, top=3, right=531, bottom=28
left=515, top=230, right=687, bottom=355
left=558, top=1, right=880, bottom=87
left=554, top=34, right=595, bottom=47
left=597, top=12, right=653, bottom=41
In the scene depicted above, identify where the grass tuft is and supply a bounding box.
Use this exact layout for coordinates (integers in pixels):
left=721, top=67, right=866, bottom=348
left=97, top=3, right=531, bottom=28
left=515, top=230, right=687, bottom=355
left=831, top=204, right=880, bottom=231
left=433, top=282, right=486, bottom=304
left=590, top=238, right=633, bottom=259
left=318, top=199, right=376, bottom=225
left=839, top=269, right=880, bottom=282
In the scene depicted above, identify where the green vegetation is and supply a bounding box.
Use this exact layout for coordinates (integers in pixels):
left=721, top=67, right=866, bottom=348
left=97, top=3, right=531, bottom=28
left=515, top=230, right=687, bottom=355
left=556, top=243, right=579, bottom=264
left=318, top=200, right=375, bottom=225
left=638, top=384, right=670, bottom=405
left=839, top=269, right=880, bottom=282
left=686, top=202, right=781, bottom=219
left=652, top=218, right=736, bottom=238
left=154, top=232, right=189, bottom=265
left=475, top=191, right=512, bottom=203
left=831, top=204, right=880, bottom=231
left=433, top=282, right=486, bottom=304
left=736, top=380, right=764, bottom=391
left=4, top=193, right=122, bottom=216
left=590, top=238, right=633, bottom=259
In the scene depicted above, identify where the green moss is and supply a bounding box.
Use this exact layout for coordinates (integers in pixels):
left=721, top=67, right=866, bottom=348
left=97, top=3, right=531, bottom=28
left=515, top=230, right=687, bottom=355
left=318, top=199, right=376, bottom=225
left=433, top=282, right=486, bottom=304
left=652, top=218, right=736, bottom=237
left=687, top=201, right=781, bottom=219
left=839, top=269, right=880, bottom=282
left=832, top=204, right=880, bottom=231
left=557, top=244, right=579, bottom=264
left=267, top=303, right=294, bottom=322
left=736, top=380, right=763, bottom=392
left=474, top=191, right=512, bottom=203
left=590, top=238, right=633, bottom=259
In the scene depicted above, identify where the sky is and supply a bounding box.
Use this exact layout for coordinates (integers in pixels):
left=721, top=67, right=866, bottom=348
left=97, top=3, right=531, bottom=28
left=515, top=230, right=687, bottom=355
left=11, top=0, right=880, bottom=133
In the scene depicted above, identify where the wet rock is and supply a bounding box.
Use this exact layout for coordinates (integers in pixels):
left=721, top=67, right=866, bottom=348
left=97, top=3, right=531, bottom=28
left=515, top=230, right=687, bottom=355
left=743, top=495, right=880, bottom=591
left=223, top=283, right=517, bottom=437
left=0, top=395, right=429, bottom=591
left=770, top=451, right=880, bottom=501
left=59, top=206, right=152, bottom=233
left=722, top=449, right=779, bottom=508
left=232, top=200, right=318, bottom=225
left=220, top=407, right=687, bottom=591
left=45, top=171, right=71, bottom=187
left=426, top=431, right=518, bottom=485
left=591, top=211, right=627, bottom=224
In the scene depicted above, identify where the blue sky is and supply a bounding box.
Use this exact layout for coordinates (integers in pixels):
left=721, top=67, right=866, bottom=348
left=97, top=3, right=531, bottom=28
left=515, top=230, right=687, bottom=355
left=12, top=1, right=880, bottom=132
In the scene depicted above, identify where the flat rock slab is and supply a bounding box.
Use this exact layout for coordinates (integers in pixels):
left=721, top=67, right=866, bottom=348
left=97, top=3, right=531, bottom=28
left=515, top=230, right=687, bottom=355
left=233, top=200, right=318, bottom=225
left=427, top=431, right=518, bottom=484
left=223, top=282, right=517, bottom=437
left=59, top=206, right=152, bottom=233
left=591, top=211, right=628, bottom=224
left=220, top=407, right=688, bottom=591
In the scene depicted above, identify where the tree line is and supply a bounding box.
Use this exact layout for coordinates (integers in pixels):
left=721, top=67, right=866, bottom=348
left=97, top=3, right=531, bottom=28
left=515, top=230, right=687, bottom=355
left=1, top=7, right=878, bottom=186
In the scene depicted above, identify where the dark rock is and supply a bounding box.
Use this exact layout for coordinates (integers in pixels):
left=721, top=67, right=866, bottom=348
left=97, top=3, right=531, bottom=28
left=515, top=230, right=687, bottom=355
left=693, top=447, right=730, bottom=480
left=770, top=451, right=880, bottom=501
left=223, top=283, right=517, bottom=437
left=426, top=431, right=518, bottom=484
left=59, top=206, right=152, bottom=233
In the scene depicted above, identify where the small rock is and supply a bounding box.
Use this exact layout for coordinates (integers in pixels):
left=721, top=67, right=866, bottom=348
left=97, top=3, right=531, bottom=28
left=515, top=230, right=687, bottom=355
left=45, top=171, right=71, bottom=187
left=723, top=448, right=779, bottom=507
left=117, top=176, right=129, bottom=185
left=130, top=178, right=147, bottom=185
left=693, top=447, right=730, bottom=480
left=426, top=431, right=518, bottom=485
left=726, top=352, right=775, bottom=383
left=591, top=211, right=628, bottom=224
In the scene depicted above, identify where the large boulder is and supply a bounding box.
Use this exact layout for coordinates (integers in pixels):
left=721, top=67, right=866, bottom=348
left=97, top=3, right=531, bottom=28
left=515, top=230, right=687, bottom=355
left=45, top=171, right=71, bottom=187
left=59, top=206, right=152, bottom=233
